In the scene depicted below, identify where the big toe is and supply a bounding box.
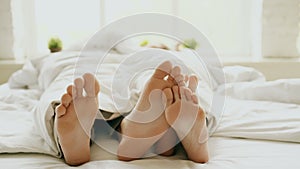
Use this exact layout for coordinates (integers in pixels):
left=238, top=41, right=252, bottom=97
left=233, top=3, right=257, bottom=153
left=167, top=66, right=182, bottom=85
left=152, top=61, right=172, bottom=79
left=83, top=73, right=100, bottom=97
left=56, top=104, right=66, bottom=118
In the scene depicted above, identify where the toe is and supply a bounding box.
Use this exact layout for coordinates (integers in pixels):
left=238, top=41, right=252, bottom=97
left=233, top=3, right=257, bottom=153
left=191, top=94, right=199, bottom=104
left=74, top=77, right=84, bottom=97
left=188, top=75, right=198, bottom=92
left=184, top=75, right=189, bottom=83
left=56, top=104, right=66, bottom=118
left=167, top=66, right=181, bottom=84
left=61, top=93, right=72, bottom=107
left=168, top=66, right=181, bottom=84
left=174, top=74, right=185, bottom=86
left=170, top=66, right=181, bottom=78
left=163, top=88, right=173, bottom=107
left=184, top=88, right=192, bottom=101
left=67, top=85, right=75, bottom=96
left=83, top=73, right=100, bottom=97
left=172, top=86, right=180, bottom=101
left=153, top=61, right=172, bottom=79
left=179, top=86, right=186, bottom=100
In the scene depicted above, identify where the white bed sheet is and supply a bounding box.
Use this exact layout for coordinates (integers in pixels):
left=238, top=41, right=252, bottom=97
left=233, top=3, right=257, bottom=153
left=1, top=45, right=300, bottom=169
left=0, top=137, right=299, bottom=169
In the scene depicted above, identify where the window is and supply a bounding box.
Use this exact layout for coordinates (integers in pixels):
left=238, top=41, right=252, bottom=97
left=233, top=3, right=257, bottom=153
left=34, top=0, right=100, bottom=54
left=102, top=0, right=261, bottom=59
left=33, top=0, right=263, bottom=59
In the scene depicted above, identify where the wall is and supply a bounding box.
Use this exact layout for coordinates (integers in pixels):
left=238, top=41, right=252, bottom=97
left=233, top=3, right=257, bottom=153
left=0, top=0, right=35, bottom=60
left=0, top=0, right=14, bottom=59
left=262, top=0, right=300, bottom=58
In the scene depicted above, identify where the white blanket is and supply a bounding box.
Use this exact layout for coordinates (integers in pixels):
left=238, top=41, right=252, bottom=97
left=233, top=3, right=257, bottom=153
left=1, top=47, right=300, bottom=159
left=0, top=84, right=52, bottom=154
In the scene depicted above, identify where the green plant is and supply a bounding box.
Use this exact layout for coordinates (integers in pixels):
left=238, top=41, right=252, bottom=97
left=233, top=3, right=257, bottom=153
left=48, top=37, right=63, bottom=53
left=182, top=39, right=198, bottom=49
left=175, top=38, right=199, bottom=51
left=140, top=40, right=149, bottom=47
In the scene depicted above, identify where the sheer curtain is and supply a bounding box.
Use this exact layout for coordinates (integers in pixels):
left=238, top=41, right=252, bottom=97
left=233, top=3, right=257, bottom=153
left=32, top=0, right=262, bottom=59
left=102, top=0, right=262, bottom=59
left=176, top=0, right=262, bottom=59
left=34, top=0, right=100, bottom=55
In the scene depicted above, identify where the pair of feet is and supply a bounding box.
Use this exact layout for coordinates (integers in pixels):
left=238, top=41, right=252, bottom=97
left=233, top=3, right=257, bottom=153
left=55, top=61, right=209, bottom=166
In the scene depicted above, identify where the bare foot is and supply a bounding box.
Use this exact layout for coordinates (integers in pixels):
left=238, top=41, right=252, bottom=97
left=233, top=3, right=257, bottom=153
left=165, top=76, right=209, bottom=163
left=153, top=88, right=179, bottom=156
left=117, top=61, right=184, bottom=160
left=55, top=73, right=100, bottom=165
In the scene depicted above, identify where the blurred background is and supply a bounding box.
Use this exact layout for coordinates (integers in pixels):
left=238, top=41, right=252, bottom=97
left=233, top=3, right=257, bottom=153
left=0, top=0, right=299, bottom=61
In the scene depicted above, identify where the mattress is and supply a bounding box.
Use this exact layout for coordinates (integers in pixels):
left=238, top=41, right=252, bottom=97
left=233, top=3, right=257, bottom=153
left=1, top=137, right=299, bottom=169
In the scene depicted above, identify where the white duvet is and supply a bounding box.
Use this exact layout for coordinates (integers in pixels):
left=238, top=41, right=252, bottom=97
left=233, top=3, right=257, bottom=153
left=1, top=45, right=300, bottom=163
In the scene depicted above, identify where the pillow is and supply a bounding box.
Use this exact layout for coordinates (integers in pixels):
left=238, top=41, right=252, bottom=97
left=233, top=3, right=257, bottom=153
left=32, top=51, right=79, bottom=90
left=64, top=32, right=141, bottom=54
left=223, top=65, right=265, bottom=83
left=8, top=60, right=38, bottom=89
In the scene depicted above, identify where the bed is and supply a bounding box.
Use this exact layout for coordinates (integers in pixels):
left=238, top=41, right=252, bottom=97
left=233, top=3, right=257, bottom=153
left=1, top=41, right=300, bottom=169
